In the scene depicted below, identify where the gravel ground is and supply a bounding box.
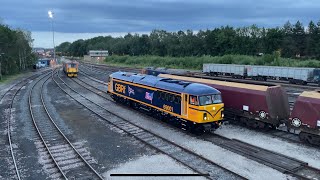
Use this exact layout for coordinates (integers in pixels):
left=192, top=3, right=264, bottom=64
left=62, top=75, right=294, bottom=180
left=104, top=154, right=205, bottom=180
left=45, top=78, right=173, bottom=179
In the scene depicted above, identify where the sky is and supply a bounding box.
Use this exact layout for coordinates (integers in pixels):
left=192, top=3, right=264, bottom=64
left=1, top=0, right=320, bottom=48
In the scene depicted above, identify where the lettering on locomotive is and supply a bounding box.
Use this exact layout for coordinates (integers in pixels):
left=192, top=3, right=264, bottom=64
left=163, top=104, right=173, bottom=112
left=115, top=83, right=126, bottom=94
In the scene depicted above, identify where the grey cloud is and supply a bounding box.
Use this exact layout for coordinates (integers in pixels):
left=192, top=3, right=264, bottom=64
left=1, top=0, right=320, bottom=33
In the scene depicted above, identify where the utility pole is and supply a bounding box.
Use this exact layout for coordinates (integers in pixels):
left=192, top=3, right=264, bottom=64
left=48, top=11, right=56, bottom=65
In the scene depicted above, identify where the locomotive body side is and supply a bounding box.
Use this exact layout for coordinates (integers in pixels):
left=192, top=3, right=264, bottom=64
left=107, top=72, right=224, bottom=132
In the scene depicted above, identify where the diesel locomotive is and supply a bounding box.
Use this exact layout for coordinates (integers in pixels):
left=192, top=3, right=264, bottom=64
left=63, top=61, right=79, bottom=77
left=107, top=72, right=225, bottom=132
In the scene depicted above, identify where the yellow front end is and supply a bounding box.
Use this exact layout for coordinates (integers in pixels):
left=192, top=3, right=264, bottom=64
left=67, top=68, right=78, bottom=77
left=188, top=103, right=224, bottom=124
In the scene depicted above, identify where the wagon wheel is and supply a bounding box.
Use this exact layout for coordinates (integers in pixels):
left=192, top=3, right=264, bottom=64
left=291, top=117, right=301, bottom=128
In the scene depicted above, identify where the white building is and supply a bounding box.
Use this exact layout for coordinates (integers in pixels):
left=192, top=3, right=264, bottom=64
left=89, top=50, right=109, bottom=57
left=84, top=50, right=109, bottom=62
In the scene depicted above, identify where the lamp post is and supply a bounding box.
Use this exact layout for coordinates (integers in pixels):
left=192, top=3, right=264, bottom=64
left=48, top=10, right=56, bottom=64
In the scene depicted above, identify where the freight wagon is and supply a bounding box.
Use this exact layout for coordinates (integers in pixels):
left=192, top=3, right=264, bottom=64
left=141, top=67, right=199, bottom=76
left=289, top=91, right=320, bottom=145
left=247, top=66, right=316, bottom=84
left=203, top=64, right=247, bottom=78
left=203, top=64, right=320, bottom=85
left=159, top=74, right=290, bottom=129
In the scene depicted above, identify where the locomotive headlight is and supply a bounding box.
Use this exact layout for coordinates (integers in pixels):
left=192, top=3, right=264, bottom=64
left=317, top=120, right=320, bottom=127
left=203, top=113, right=207, bottom=121
left=212, top=107, right=216, bottom=111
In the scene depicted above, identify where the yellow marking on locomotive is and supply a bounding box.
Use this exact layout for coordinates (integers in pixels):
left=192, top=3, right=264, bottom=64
left=110, top=91, right=182, bottom=117
left=188, top=103, right=224, bottom=123
left=115, top=83, right=126, bottom=94
left=163, top=104, right=173, bottom=112
left=113, top=79, right=180, bottom=96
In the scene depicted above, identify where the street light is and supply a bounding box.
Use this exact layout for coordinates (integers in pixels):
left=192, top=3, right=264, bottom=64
left=48, top=10, right=56, bottom=64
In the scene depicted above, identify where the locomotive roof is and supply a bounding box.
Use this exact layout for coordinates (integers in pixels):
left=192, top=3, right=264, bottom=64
left=110, top=71, right=220, bottom=95
left=159, top=74, right=269, bottom=91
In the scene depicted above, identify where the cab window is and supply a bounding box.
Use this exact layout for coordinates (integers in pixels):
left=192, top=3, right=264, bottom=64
left=212, top=94, right=222, bottom=104
left=199, top=94, right=222, bottom=106
left=175, top=96, right=181, bottom=104
left=189, top=95, right=198, bottom=105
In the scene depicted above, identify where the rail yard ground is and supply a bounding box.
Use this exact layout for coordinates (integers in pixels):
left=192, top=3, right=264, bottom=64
left=0, top=65, right=320, bottom=179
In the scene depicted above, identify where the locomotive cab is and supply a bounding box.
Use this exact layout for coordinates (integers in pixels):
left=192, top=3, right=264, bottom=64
left=63, top=61, right=79, bottom=77
left=184, top=93, right=224, bottom=130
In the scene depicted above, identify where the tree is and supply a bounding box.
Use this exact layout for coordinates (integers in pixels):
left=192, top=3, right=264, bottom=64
left=55, top=19, right=320, bottom=60
left=281, top=21, right=295, bottom=58
left=305, top=21, right=317, bottom=58
left=56, top=42, right=71, bottom=55
left=292, top=21, right=306, bottom=56
left=0, top=22, right=36, bottom=79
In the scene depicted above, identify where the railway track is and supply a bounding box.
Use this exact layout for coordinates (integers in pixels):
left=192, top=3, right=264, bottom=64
left=74, top=69, right=320, bottom=179
left=0, top=70, right=52, bottom=179
left=28, top=69, right=104, bottom=179
left=203, top=135, right=320, bottom=180
left=53, top=69, right=245, bottom=180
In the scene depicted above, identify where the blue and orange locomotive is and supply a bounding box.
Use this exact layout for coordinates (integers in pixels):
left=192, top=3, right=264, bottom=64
left=107, top=72, right=224, bottom=132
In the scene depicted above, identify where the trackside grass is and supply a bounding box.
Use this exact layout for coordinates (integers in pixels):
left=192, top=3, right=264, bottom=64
left=104, top=55, right=320, bottom=70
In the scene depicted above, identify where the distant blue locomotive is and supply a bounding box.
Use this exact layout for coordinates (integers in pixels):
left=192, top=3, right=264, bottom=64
left=107, top=72, right=225, bottom=132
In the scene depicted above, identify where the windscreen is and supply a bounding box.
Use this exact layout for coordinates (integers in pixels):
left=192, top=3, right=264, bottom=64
left=199, top=94, right=222, bottom=106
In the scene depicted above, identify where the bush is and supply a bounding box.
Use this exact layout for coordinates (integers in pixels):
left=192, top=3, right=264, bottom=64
left=104, top=54, right=320, bottom=70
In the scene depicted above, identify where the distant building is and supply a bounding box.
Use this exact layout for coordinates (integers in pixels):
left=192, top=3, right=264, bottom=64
left=89, top=50, right=109, bottom=57
left=84, top=50, right=109, bottom=61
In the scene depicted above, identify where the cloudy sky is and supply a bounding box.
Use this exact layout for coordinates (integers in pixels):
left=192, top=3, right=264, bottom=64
left=1, top=0, right=319, bottom=48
